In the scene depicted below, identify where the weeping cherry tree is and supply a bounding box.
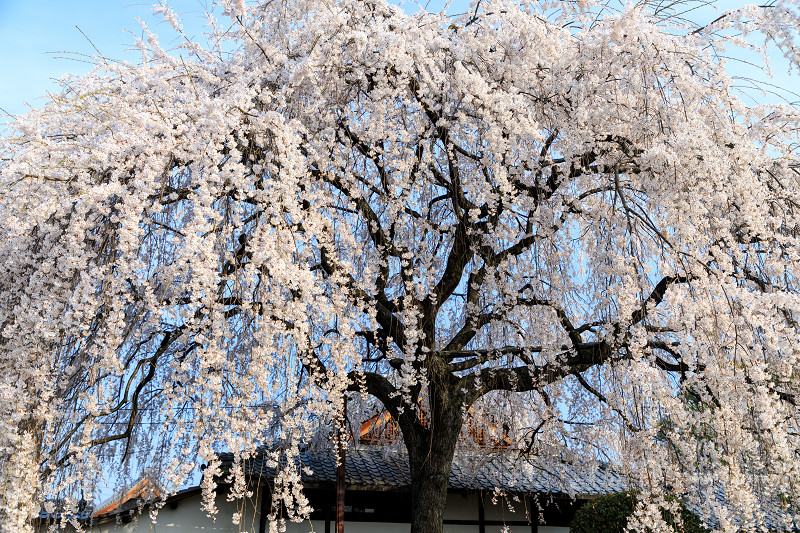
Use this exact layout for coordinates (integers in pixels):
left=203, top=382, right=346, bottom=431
left=2, top=0, right=800, bottom=531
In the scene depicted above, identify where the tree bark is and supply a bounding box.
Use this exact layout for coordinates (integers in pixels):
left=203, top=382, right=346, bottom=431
left=404, top=387, right=464, bottom=533
left=408, top=446, right=454, bottom=533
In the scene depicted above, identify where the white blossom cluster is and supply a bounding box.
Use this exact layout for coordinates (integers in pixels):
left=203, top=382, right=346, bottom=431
left=1, top=0, right=800, bottom=531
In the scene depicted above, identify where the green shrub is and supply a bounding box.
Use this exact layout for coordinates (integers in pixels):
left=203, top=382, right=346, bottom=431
left=570, top=491, right=708, bottom=533
left=571, top=491, right=635, bottom=533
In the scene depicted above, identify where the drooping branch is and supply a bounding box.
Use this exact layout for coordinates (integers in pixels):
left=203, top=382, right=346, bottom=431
left=347, top=371, right=401, bottom=421
left=318, top=242, right=408, bottom=349
left=449, top=272, right=694, bottom=402
left=428, top=219, right=474, bottom=315
left=453, top=341, right=613, bottom=404
left=572, top=370, right=640, bottom=433
left=442, top=312, right=500, bottom=353
left=336, top=120, right=391, bottom=193
left=629, top=274, right=690, bottom=327
left=45, top=326, right=181, bottom=476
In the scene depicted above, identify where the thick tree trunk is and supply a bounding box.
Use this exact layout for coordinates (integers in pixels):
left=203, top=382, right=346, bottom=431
left=405, top=397, right=464, bottom=533
left=408, top=444, right=454, bottom=533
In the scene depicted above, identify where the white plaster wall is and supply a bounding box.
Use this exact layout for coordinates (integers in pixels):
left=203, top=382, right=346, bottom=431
left=143, top=493, right=260, bottom=532
left=42, top=492, right=262, bottom=533
left=283, top=522, right=478, bottom=533
left=42, top=492, right=572, bottom=533
left=442, top=525, right=477, bottom=533
left=222, top=521, right=568, bottom=533
left=482, top=525, right=569, bottom=533
left=482, top=494, right=529, bottom=522
left=443, top=493, right=478, bottom=521
left=285, top=521, right=405, bottom=533
left=281, top=519, right=323, bottom=533
left=281, top=519, right=569, bottom=533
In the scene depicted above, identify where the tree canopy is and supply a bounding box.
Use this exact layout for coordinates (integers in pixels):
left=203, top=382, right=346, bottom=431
left=1, top=0, right=800, bottom=532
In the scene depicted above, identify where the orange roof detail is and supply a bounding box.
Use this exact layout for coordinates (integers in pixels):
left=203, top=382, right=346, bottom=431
left=94, top=477, right=161, bottom=517
left=359, top=407, right=511, bottom=450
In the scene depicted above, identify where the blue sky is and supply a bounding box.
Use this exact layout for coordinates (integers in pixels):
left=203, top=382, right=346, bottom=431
left=0, top=0, right=213, bottom=118
left=0, top=0, right=796, bottom=123
left=0, top=0, right=452, bottom=121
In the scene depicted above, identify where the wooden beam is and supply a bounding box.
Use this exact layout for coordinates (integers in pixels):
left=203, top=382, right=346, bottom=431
left=257, top=484, right=269, bottom=533
left=325, top=496, right=331, bottom=533
left=478, top=492, right=486, bottom=533
left=336, top=400, right=347, bottom=533
left=527, top=495, right=538, bottom=533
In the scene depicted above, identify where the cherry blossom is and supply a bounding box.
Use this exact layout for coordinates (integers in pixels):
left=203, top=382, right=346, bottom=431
left=1, top=1, right=799, bottom=532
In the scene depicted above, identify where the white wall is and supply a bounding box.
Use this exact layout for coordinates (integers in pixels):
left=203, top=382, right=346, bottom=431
left=40, top=492, right=261, bottom=533
left=444, top=493, right=479, bottom=521
left=285, top=521, right=401, bottom=533
left=482, top=525, right=569, bottom=533
left=41, top=491, right=572, bottom=533
left=283, top=519, right=569, bottom=533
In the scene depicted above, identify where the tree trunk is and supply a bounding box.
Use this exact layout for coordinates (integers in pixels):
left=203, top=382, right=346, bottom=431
left=408, top=446, right=453, bottom=533
left=405, top=397, right=463, bottom=533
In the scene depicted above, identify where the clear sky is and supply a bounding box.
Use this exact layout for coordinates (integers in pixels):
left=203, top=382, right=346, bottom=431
left=0, top=0, right=796, bottom=124
left=0, top=0, right=214, bottom=119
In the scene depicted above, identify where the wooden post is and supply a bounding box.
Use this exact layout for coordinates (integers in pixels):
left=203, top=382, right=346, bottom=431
left=257, top=483, right=269, bottom=533
left=478, top=492, right=486, bottom=533
left=335, top=398, right=347, bottom=533
left=527, top=495, right=538, bottom=533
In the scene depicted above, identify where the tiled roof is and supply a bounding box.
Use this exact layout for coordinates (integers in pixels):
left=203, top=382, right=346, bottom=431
left=229, top=446, right=627, bottom=496
left=699, top=484, right=799, bottom=532
left=93, top=477, right=161, bottom=516
left=37, top=500, right=93, bottom=521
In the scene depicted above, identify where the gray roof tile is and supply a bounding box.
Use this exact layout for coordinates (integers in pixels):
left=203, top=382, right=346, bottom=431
left=232, top=446, right=626, bottom=495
